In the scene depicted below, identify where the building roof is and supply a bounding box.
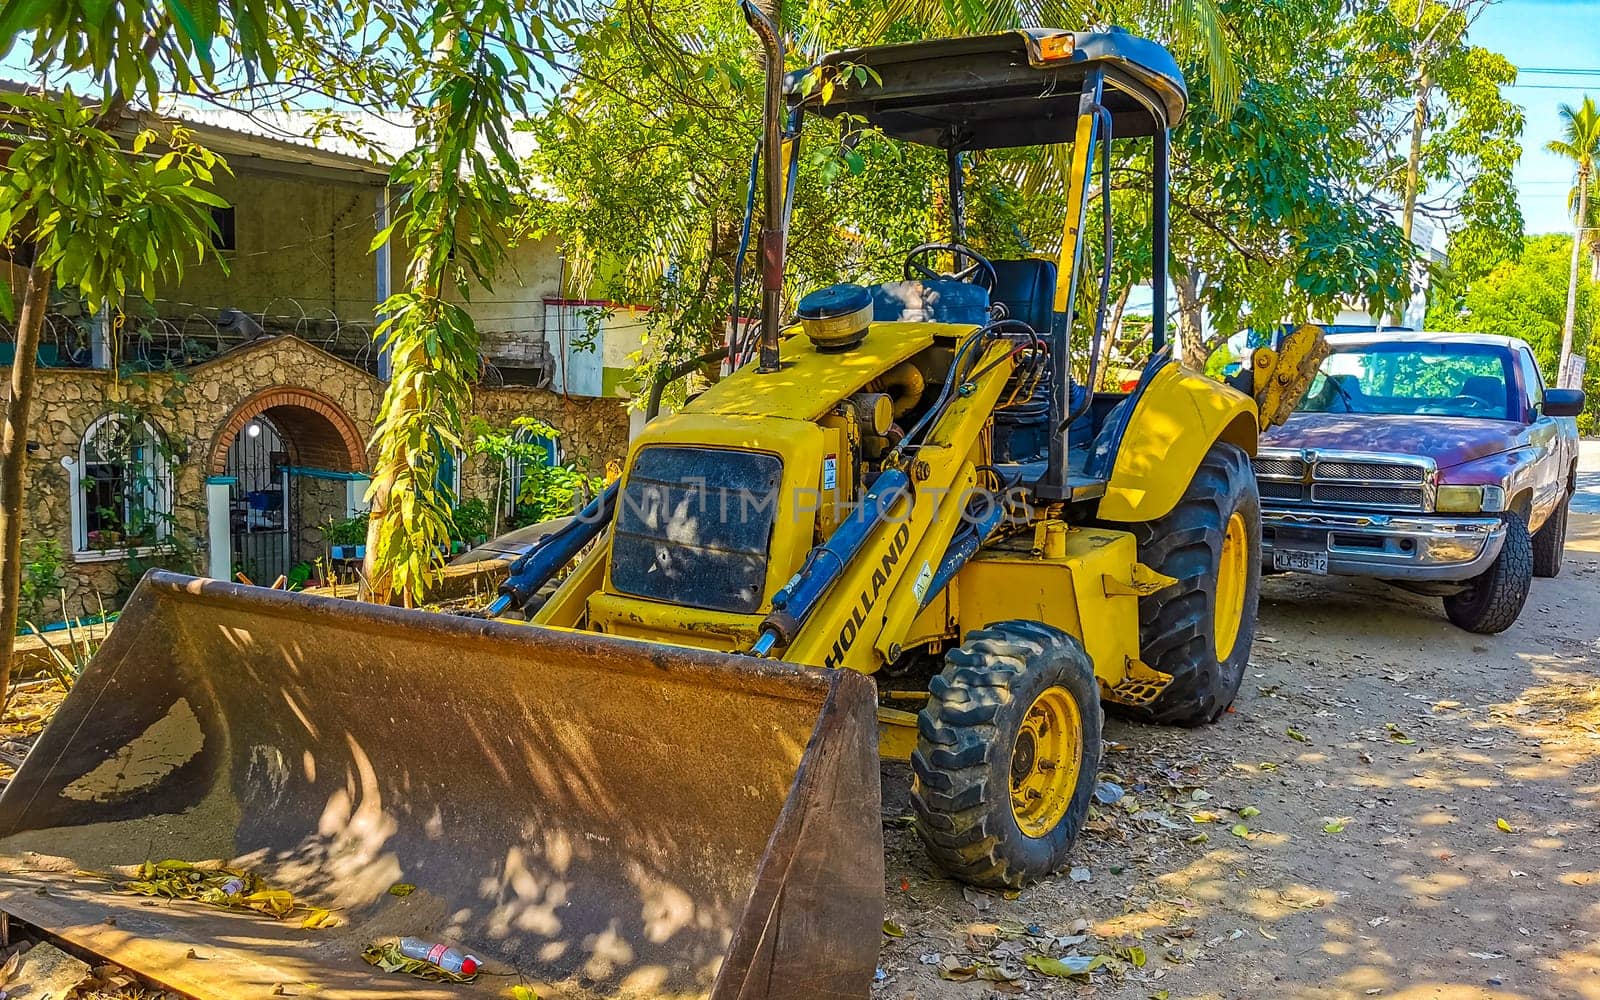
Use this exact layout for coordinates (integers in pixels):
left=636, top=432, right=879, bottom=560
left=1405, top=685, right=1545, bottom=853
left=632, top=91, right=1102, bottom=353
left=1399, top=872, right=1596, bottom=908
left=0, top=80, right=540, bottom=183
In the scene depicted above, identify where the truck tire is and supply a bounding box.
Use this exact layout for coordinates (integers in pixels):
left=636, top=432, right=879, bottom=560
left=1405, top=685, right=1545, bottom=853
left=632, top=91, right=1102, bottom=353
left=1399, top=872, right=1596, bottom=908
left=1113, top=442, right=1260, bottom=727
left=911, top=621, right=1100, bottom=889
left=1444, top=514, right=1533, bottom=634
left=1532, top=498, right=1568, bottom=578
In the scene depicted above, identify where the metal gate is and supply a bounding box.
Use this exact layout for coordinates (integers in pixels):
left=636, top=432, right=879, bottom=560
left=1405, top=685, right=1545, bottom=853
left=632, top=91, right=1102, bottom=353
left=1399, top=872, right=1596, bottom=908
left=224, top=416, right=294, bottom=585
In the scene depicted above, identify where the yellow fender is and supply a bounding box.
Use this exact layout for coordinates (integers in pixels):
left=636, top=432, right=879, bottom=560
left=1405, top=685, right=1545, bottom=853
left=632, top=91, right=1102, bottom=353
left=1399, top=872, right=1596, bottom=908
left=1097, top=363, right=1258, bottom=523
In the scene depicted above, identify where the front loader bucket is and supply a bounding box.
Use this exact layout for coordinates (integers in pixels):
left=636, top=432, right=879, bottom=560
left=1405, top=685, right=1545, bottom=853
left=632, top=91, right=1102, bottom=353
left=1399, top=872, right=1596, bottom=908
left=0, top=571, right=882, bottom=1000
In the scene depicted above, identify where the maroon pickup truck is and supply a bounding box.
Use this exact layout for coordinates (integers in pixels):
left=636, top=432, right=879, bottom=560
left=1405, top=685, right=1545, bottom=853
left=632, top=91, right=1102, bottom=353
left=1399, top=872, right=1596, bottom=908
left=1256, top=332, right=1585, bottom=634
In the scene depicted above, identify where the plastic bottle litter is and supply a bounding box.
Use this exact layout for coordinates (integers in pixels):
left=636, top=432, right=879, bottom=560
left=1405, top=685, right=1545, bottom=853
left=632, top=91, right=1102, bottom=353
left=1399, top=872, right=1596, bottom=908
left=398, top=937, right=480, bottom=976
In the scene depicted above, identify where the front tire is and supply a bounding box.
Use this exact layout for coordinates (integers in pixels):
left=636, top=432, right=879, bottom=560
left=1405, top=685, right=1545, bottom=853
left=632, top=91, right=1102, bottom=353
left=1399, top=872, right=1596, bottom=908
left=1444, top=514, right=1533, bottom=634
left=911, top=621, right=1100, bottom=889
left=1533, top=498, right=1568, bottom=578
left=1113, top=443, right=1261, bottom=726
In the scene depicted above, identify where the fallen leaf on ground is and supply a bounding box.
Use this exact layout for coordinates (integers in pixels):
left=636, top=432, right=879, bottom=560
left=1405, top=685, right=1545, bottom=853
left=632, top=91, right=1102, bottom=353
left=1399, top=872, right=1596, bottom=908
left=1230, top=823, right=1251, bottom=839
left=388, top=882, right=417, bottom=897
left=1024, top=953, right=1105, bottom=978
left=301, top=907, right=339, bottom=929
left=1239, top=806, right=1261, bottom=818
left=1287, top=728, right=1308, bottom=742
left=1497, top=817, right=1515, bottom=833
left=938, top=956, right=976, bottom=981
left=1386, top=723, right=1416, bottom=745
left=882, top=920, right=904, bottom=937
left=1323, top=818, right=1348, bottom=834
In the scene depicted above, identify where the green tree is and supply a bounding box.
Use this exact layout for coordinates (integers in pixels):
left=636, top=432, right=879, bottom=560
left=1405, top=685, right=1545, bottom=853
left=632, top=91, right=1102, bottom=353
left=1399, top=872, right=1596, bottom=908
left=0, top=0, right=272, bottom=703
left=357, top=0, right=565, bottom=605
left=1343, top=0, right=1523, bottom=326
left=0, top=0, right=574, bottom=612
left=1546, top=96, right=1600, bottom=389
left=1438, top=233, right=1600, bottom=424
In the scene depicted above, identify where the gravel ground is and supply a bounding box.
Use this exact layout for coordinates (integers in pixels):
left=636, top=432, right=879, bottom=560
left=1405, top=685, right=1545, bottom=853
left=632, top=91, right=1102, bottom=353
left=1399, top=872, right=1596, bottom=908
left=878, top=511, right=1600, bottom=998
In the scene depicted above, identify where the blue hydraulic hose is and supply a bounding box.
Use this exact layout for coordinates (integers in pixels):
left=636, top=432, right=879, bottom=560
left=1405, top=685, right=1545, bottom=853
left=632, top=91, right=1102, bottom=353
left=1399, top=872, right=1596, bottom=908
left=485, top=482, right=619, bottom=617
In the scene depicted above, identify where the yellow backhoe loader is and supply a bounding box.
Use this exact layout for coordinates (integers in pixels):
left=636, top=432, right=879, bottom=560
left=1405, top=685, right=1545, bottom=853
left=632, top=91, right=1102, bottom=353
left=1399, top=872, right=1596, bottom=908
left=0, top=19, right=1324, bottom=1000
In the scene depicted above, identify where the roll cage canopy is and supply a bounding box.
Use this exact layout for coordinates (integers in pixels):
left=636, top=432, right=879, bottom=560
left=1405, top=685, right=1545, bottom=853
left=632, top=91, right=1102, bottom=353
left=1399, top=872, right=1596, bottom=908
left=786, top=29, right=1188, bottom=149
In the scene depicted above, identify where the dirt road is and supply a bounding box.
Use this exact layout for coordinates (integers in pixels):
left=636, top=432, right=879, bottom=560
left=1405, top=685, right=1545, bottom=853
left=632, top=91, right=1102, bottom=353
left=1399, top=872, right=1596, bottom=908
left=879, top=457, right=1600, bottom=999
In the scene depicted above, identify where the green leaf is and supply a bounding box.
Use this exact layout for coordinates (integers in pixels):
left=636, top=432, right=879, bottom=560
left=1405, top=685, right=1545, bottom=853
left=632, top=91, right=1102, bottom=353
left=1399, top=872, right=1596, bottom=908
left=1024, top=953, right=1104, bottom=978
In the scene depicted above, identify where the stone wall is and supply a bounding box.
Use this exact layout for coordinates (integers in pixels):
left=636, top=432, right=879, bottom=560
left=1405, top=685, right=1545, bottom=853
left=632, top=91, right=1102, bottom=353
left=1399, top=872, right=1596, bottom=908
left=7, top=334, right=631, bottom=619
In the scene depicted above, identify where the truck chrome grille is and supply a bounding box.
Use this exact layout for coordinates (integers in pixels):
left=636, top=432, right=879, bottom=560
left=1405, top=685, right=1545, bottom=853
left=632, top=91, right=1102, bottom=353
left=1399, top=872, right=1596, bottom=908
left=1255, top=450, right=1435, bottom=513
left=1310, top=484, right=1427, bottom=508
left=1254, top=457, right=1306, bottom=479
left=1314, top=461, right=1425, bottom=483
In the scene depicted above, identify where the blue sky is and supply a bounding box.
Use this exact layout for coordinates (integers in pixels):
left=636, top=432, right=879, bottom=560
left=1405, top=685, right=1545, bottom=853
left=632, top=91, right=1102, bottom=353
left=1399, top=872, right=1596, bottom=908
left=1474, top=0, right=1600, bottom=235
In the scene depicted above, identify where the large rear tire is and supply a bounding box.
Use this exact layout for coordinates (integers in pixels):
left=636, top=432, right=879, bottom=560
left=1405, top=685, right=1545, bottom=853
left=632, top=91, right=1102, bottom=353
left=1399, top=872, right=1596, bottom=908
left=1533, top=497, right=1568, bottom=579
left=1113, top=442, right=1260, bottom=727
left=1444, top=513, right=1532, bottom=634
left=911, top=621, right=1100, bottom=889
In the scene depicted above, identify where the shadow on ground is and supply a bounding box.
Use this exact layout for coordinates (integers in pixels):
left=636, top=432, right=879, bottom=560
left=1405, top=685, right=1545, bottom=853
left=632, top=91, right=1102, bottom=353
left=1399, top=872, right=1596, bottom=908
left=878, top=517, right=1600, bottom=1000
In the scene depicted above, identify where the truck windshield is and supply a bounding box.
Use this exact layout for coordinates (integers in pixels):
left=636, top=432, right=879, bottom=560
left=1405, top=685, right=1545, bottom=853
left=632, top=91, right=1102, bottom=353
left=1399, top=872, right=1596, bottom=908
left=1297, top=345, right=1514, bottom=420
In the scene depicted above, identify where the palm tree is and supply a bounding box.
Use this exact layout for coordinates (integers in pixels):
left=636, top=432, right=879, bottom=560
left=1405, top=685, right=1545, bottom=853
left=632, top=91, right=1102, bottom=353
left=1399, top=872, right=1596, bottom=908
left=1547, top=96, right=1600, bottom=388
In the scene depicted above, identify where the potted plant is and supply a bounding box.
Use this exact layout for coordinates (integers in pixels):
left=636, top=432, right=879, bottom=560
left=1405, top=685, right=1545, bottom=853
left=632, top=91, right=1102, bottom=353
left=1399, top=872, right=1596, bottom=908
left=320, top=513, right=370, bottom=561
left=450, top=498, right=492, bottom=548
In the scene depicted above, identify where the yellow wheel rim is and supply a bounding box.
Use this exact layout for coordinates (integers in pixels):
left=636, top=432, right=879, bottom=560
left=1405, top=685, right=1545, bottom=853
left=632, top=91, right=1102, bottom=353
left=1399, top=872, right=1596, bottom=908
left=1009, top=686, right=1083, bottom=839
left=1214, top=511, right=1249, bottom=660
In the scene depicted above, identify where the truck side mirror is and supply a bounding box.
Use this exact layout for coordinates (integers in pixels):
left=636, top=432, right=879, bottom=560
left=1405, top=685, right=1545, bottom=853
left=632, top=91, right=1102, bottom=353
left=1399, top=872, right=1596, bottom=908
left=1542, top=387, right=1585, bottom=417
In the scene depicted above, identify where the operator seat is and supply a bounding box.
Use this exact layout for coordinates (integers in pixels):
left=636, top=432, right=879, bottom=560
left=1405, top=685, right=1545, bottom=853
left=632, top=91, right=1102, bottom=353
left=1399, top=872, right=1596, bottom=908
left=989, top=258, right=1058, bottom=333
left=1459, top=374, right=1508, bottom=416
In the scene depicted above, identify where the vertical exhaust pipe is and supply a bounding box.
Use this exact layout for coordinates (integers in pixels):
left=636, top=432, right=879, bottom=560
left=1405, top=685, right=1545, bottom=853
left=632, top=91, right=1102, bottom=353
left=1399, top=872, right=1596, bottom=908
left=742, top=0, right=785, bottom=373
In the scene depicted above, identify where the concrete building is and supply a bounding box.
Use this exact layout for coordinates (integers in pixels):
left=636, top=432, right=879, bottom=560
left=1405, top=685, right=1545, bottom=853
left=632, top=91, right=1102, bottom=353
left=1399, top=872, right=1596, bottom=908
left=2, top=106, right=638, bottom=619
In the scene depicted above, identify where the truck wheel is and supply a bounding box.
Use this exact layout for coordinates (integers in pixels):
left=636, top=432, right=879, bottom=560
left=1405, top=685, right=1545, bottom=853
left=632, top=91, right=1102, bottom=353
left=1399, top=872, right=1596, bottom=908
left=1444, top=514, right=1533, bottom=634
left=1532, top=498, right=1568, bottom=578
left=911, top=621, right=1100, bottom=889
left=1114, top=443, right=1260, bottom=727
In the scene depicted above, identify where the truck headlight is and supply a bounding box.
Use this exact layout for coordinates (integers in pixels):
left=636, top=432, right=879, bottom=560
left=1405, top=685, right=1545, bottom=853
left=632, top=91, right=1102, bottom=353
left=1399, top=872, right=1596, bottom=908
left=1436, top=485, right=1506, bottom=512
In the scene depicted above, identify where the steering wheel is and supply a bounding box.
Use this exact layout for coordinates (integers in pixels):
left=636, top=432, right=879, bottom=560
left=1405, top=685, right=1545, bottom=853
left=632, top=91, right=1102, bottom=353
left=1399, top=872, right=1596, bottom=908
left=902, top=243, right=997, bottom=290
left=1447, top=395, right=1495, bottom=411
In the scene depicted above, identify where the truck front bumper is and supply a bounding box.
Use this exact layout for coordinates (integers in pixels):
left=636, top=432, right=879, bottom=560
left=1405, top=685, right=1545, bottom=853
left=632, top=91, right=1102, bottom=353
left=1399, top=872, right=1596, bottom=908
left=1261, top=509, right=1507, bottom=582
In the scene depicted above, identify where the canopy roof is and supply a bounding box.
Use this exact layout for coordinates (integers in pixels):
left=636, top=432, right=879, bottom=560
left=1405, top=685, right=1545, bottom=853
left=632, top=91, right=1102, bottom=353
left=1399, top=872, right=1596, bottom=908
left=789, top=29, right=1187, bottom=148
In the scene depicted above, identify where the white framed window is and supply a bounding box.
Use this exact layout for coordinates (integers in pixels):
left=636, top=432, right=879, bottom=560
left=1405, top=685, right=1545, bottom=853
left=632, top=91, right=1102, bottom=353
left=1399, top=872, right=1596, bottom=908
left=62, top=413, right=174, bottom=561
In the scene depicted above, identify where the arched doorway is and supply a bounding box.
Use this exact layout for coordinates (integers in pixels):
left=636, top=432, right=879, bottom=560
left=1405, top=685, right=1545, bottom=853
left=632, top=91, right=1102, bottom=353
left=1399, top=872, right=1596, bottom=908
left=207, top=387, right=368, bottom=586
left=224, top=414, right=292, bottom=584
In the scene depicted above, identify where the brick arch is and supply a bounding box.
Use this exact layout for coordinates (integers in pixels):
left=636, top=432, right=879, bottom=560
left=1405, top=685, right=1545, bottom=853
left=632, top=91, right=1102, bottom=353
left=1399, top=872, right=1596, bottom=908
left=210, top=386, right=367, bottom=475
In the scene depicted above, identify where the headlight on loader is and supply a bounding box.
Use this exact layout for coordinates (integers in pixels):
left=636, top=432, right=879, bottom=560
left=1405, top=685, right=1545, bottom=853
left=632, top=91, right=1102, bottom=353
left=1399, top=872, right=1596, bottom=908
left=1436, top=484, right=1506, bottom=513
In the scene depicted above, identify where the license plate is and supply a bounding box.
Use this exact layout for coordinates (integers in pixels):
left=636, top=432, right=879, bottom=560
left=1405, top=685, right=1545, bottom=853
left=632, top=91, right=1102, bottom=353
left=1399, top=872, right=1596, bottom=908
left=1273, top=548, right=1328, bottom=574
